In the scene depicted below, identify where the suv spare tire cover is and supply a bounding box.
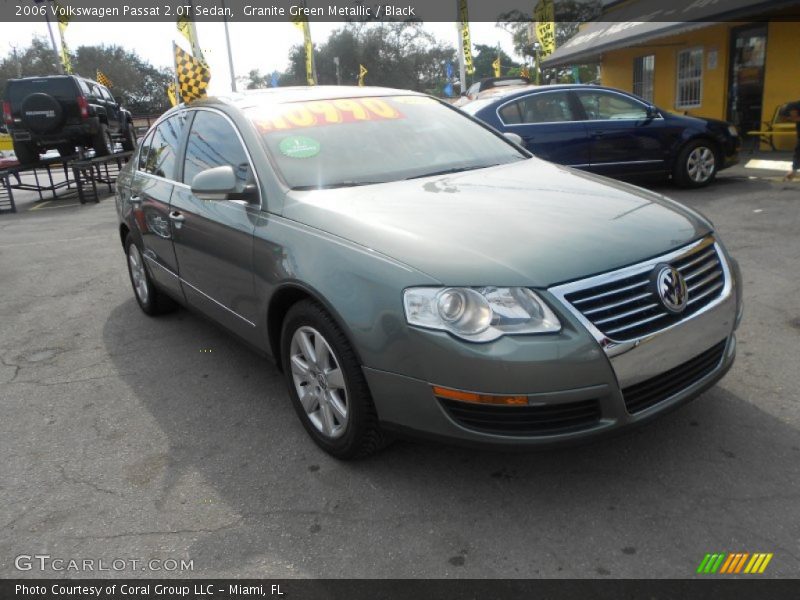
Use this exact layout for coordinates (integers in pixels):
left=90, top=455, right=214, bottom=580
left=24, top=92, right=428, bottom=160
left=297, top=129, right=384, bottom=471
left=20, top=93, right=64, bottom=134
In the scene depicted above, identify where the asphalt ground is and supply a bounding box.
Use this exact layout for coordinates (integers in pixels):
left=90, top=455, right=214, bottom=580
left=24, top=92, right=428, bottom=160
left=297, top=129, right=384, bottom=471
left=1, top=164, right=799, bottom=579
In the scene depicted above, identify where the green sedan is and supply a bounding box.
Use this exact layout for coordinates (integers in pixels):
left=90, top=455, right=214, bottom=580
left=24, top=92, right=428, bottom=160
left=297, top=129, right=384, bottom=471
left=116, top=87, right=742, bottom=458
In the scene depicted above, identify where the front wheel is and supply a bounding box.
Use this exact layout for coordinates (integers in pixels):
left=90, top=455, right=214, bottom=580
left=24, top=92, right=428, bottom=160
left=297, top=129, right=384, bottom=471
left=674, top=140, right=718, bottom=188
left=281, top=300, right=387, bottom=459
left=124, top=234, right=177, bottom=316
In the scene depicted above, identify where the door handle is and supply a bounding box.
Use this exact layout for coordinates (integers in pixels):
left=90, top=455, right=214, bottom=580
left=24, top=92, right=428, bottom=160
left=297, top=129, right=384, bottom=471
left=169, top=211, right=185, bottom=229
left=592, top=130, right=608, bottom=138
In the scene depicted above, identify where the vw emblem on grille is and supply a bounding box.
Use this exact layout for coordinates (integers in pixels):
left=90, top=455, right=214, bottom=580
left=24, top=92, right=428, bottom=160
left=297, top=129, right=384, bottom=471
left=652, top=264, right=688, bottom=314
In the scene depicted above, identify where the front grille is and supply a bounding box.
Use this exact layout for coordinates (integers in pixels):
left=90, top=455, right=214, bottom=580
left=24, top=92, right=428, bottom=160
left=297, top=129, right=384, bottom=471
left=439, top=397, right=602, bottom=436
left=562, top=239, right=726, bottom=341
left=622, top=340, right=727, bottom=414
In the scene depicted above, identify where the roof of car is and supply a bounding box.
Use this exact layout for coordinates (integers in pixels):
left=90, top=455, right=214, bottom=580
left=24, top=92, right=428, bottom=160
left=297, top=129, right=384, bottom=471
left=464, top=83, right=627, bottom=106
left=211, top=86, right=426, bottom=109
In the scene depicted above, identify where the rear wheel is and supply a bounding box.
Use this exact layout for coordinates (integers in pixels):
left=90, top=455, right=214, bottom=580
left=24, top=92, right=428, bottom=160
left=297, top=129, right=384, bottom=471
left=674, top=140, right=718, bottom=187
left=12, top=141, right=39, bottom=165
left=121, top=122, right=137, bottom=152
left=92, top=123, right=113, bottom=156
left=124, top=234, right=177, bottom=316
left=281, top=300, right=387, bottom=459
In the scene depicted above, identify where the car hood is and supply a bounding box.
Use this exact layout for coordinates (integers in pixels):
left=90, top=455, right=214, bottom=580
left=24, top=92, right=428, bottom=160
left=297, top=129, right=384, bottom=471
left=281, top=159, right=711, bottom=287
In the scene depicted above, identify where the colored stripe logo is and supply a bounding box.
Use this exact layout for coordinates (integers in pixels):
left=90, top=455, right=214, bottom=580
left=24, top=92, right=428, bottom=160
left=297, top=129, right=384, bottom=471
left=697, top=553, right=773, bottom=574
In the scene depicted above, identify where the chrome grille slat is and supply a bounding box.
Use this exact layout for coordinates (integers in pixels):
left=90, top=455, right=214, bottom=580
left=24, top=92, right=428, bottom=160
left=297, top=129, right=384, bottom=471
left=570, top=280, right=649, bottom=305
left=687, top=280, right=724, bottom=305
left=683, top=259, right=717, bottom=281
left=560, top=238, right=726, bottom=342
left=687, top=270, right=722, bottom=291
left=582, top=291, right=654, bottom=316
left=675, top=248, right=716, bottom=272
left=593, top=302, right=661, bottom=326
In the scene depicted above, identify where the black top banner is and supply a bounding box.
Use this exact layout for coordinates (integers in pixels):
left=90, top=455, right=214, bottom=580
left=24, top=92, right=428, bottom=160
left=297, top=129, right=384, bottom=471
left=3, top=0, right=800, bottom=23
left=3, top=579, right=800, bottom=600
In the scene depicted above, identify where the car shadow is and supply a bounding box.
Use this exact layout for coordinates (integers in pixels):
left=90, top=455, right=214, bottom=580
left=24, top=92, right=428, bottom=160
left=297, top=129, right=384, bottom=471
left=102, top=299, right=800, bottom=578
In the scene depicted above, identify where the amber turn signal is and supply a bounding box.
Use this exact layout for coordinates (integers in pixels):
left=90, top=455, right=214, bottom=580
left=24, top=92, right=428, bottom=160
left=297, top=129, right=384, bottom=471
left=432, top=385, right=527, bottom=406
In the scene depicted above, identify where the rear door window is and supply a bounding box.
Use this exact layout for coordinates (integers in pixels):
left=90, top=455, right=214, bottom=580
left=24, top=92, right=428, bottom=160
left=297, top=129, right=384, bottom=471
left=577, top=91, right=649, bottom=120
left=141, top=115, right=186, bottom=179
left=137, top=129, right=155, bottom=171
left=501, top=92, right=579, bottom=124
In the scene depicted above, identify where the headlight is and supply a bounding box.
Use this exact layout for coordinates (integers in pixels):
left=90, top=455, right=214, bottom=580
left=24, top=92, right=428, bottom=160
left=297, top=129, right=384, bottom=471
left=403, top=287, right=561, bottom=342
left=728, top=124, right=738, bottom=137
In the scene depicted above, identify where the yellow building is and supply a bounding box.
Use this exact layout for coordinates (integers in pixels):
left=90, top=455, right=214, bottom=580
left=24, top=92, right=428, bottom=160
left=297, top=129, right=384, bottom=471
left=543, top=1, right=800, bottom=150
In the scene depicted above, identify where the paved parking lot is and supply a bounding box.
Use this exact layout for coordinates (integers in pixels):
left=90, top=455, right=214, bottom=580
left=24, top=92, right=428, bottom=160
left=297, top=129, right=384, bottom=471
left=1, top=170, right=799, bottom=578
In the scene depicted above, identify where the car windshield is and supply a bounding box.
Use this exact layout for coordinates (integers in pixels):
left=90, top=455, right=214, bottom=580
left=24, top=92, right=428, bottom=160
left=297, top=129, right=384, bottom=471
left=246, top=95, right=527, bottom=189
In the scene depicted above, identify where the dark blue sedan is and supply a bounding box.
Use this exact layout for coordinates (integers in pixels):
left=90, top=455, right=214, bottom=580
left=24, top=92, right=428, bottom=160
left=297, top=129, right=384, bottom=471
left=461, top=84, right=741, bottom=187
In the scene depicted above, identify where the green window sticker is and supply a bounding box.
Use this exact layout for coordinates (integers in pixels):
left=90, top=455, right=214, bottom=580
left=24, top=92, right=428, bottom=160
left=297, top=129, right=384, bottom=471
left=279, top=136, right=321, bottom=158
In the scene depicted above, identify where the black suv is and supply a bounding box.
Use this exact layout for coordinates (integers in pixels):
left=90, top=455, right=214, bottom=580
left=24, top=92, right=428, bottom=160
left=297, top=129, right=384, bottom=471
left=2, top=75, right=137, bottom=164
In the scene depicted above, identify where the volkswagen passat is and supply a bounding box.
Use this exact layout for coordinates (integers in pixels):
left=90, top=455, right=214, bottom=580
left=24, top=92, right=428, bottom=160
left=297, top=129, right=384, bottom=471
left=116, top=87, right=742, bottom=458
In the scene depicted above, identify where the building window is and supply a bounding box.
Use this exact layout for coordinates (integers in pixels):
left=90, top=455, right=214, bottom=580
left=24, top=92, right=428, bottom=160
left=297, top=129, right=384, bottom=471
left=676, top=47, right=703, bottom=109
left=633, top=55, right=655, bottom=102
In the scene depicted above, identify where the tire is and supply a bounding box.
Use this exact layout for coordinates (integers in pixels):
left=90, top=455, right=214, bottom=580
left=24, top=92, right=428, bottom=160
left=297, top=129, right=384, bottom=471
left=674, top=139, right=718, bottom=188
left=121, top=122, right=137, bottom=152
left=57, top=143, right=76, bottom=158
left=12, top=141, right=39, bottom=165
left=124, top=234, right=178, bottom=316
left=281, top=300, right=387, bottom=459
left=92, top=123, right=113, bottom=157
left=20, top=93, right=64, bottom=133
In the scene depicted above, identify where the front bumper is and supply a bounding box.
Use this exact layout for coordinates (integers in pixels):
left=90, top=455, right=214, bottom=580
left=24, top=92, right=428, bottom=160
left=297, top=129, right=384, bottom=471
left=365, top=237, right=740, bottom=447
left=365, top=335, right=735, bottom=448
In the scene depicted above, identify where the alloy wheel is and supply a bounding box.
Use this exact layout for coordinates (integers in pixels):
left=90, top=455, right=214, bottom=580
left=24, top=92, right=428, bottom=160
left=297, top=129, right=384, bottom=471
left=686, top=146, right=715, bottom=183
left=289, top=326, right=349, bottom=439
left=127, top=244, right=149, bottom=305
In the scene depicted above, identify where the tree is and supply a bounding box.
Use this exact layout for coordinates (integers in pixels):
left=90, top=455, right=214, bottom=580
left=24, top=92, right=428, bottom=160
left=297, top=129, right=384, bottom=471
left=471, top=44, right=516, bottom=81
left=0, top=38, right=173, bottom=115
left=281, top=22, right=456, bottom=95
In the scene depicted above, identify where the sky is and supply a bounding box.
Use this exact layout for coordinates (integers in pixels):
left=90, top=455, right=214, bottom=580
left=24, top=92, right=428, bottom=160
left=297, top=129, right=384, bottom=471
left=1, top=20, right=521, bottom=94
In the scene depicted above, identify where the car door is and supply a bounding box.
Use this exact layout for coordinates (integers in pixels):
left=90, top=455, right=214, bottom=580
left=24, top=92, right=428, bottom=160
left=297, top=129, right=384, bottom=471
left=169, top=108, right=260, bottom=344
left=99, top=86, right=122, bottom=131
left=495, top=90, right=590, bottom=166
left=574, top=89, right=668, bottom=176
left=129, top=113, right=187, bottom=300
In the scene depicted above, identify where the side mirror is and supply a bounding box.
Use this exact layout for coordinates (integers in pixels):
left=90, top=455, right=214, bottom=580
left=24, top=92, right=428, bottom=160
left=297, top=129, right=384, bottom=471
left=191, top=165, right=239, bottom=201
left=646, top=104, right=659, bottom=119
left=503, top=132, right=524, bottom=146
left=114, top=96, right=126, bottom=105
left=191, top=165, right=258, bottom=203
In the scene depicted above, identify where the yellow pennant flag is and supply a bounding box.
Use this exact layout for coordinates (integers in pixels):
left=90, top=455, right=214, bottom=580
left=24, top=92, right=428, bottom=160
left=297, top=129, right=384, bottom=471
left=52, top=1, right=72, bottom=74
left=458, top=0, right=475, bottom=76
left=177, top=12, right=203, bottom=60
left=173, top=43, right=210, bottom=104
left=534, top=0, right=557, bottom=57
left=291, top=11, right=316, bottom=86
left=166, top=82, right=178, bottom=107
left=492, top=57, right=501, bottom=77
left=358, top=64, right=368, bottom=87
left=96, top=70, right=112, bottom=88
left=520, top=65, right=530, bottom=79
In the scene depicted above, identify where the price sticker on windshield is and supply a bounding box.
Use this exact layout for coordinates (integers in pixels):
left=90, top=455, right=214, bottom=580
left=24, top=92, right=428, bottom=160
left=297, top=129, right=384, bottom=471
left=252, top=98, right=404, bottom=132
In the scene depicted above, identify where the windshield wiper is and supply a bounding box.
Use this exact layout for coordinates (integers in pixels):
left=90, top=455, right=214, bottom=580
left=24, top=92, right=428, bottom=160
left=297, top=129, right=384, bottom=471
left=404, top=164, right=500, bottom=180
left=290, top=181, right=387, bottom=190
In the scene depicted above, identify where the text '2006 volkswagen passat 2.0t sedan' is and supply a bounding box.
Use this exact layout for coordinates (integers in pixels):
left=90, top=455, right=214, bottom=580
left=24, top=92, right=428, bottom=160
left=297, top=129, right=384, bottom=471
left=116, top=87, right=742, bottom=458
